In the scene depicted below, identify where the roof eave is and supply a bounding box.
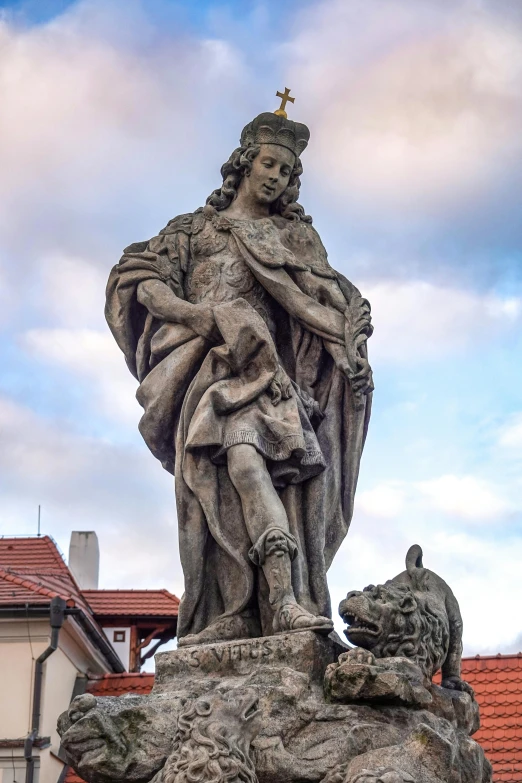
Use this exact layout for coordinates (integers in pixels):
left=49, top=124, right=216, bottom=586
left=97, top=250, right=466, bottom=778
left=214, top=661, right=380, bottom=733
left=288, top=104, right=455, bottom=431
left=0, top=605, right=125, bottom=674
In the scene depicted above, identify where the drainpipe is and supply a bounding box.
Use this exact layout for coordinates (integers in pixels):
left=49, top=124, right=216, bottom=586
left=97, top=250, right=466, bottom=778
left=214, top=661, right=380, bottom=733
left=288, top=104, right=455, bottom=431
left=24, top=596, right=66, bottom=783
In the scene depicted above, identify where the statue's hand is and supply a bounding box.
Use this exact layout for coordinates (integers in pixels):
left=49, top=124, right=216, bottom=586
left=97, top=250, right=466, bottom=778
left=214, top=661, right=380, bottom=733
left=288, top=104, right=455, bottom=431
left=185, top=303, right=220, bottom=342
left=59, top=694, right=128, bottom=778
left=267, top=366, right=293, bottom=406
left=351, top=356, right=374, bottom=397
left=324, top=342, right=374, bottom=399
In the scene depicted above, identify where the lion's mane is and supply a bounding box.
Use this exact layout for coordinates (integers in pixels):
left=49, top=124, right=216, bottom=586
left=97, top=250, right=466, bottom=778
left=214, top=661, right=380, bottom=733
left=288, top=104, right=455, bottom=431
left=369, top=582, right=450, bottom=679
left=162, top=697, right=257, bottom=783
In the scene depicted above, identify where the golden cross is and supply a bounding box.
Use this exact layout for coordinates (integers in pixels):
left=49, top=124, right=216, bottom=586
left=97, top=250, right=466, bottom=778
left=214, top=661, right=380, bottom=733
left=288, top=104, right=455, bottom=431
left=274, top=87, right=295, bottom=119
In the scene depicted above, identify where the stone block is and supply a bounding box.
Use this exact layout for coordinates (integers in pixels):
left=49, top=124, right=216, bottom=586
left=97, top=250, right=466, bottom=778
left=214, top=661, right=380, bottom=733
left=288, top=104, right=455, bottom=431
left=154, top=631, right=340, bottom=690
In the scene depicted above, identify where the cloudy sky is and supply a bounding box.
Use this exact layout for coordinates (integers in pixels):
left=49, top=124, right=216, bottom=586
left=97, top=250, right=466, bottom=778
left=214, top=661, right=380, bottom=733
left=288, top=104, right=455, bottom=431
left=1, top=0, right=521, bottom=660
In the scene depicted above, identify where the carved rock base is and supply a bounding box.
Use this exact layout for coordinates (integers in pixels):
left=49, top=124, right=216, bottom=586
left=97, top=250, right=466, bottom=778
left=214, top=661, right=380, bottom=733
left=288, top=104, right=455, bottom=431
left=59, top=632, right=492, bottom=783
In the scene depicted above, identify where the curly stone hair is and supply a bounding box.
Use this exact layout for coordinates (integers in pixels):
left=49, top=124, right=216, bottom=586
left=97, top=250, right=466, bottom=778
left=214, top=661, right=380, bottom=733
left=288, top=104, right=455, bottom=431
left=162, top=696, right=258, bottom=783
left=206, top=145, right=312, bottom=223
left=370, top=582, right=450, bottom=679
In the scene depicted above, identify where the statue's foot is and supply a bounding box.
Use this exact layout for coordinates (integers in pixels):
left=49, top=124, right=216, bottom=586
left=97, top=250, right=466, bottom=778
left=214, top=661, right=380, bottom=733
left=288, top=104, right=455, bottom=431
left=274, top=602, right=333, bottom=635
left=178, top=614, right=255, bottom=647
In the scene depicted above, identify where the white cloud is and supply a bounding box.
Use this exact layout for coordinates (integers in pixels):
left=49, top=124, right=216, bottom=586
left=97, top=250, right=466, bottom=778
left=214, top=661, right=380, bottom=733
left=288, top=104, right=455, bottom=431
left=498, top=413, right=522, bottom=449
left=0, top=394, right=182, bottom=594
left=357, top=482, right=406, bottom=518
left=416, top=474, right=511, bottom=520
left=288, top=0, right=522, bottom=212
left=0, top=0, right=251, bottom=299
left=35, top=255, right=108, bottom=329
left=361, top=279, right=522, bottom=361
left=21, top=327, right=140, bottom=425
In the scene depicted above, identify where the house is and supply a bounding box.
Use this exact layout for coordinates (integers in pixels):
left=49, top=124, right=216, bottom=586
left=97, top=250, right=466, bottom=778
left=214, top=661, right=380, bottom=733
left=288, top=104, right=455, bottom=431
left=0, top=534, right=179, bottom=783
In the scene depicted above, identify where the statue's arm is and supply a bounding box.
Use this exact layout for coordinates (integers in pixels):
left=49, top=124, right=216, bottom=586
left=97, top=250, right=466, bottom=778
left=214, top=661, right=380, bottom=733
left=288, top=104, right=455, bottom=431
left=137, top=279, right=218, bottom=342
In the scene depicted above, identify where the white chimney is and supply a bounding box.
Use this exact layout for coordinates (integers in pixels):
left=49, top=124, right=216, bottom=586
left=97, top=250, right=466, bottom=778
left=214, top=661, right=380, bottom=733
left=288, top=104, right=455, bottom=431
left=69, top=531, right=100, bottom=589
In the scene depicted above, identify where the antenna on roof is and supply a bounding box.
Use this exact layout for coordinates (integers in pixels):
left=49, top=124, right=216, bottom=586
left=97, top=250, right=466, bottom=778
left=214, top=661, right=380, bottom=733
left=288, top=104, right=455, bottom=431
left=37, top=505, right=41, bottom=537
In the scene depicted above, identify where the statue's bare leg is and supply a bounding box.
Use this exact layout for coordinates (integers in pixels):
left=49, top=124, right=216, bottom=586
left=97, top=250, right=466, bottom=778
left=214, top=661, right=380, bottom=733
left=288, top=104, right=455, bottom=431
left=227, top=444, right=288, bottom=541
left=227, top=444, right=333, bottom=634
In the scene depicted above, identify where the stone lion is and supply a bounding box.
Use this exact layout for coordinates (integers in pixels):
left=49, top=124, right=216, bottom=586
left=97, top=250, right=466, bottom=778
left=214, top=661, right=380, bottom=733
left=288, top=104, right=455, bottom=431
left=339, top=545, right=470, bottom=691
left=161, top=688, right=262, bottom=783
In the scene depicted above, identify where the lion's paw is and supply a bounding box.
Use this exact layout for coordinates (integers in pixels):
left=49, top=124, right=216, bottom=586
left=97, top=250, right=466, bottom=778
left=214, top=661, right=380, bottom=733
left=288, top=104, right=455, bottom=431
left=338, top=648, right=377, bottom=667
left=441, top=676, right=474, bottom=696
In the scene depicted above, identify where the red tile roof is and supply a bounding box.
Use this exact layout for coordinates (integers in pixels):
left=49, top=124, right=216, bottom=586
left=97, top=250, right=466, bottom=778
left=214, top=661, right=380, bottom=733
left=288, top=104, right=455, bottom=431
left=461, top=654, right=522, bottom=783
left=0, top=535, right=69, bottom=574
left=0, top=568, right=77, bottom=606
left=63, top=771, right=83, bottom=783
left=86, top=672, right=155, bottom=696
left=82, top=589, right=179, bottom=618
left=0, top=536, right=127, bottom=672
left=0, top=537, right=179, bottom=621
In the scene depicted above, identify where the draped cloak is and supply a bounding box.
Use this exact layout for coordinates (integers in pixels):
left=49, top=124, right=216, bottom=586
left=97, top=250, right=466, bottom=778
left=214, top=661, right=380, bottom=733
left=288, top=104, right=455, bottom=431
left=105, top=207, right=372, bottom=639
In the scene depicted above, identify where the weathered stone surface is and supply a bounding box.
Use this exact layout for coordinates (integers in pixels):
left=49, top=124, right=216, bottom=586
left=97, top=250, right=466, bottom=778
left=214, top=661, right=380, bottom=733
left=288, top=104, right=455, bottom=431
left=152, top=688, right=261, bottom=783
left=339, top=546, right=471, bottom=693
left=155, top=630, right=343, bottom=687
left=57, top=692, right=178, bottom=783
left=59, top=628, right=491, bottom=783
left=325, top=722, right=491, bottom=783
left=325, top=651, right=432, bottom=708
left=105, top=106, right=374, bottom=647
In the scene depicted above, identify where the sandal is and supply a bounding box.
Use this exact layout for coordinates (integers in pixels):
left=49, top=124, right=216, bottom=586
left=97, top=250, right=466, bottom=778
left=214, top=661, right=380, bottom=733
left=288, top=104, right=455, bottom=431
left=274, top=602, right=333, bottom=635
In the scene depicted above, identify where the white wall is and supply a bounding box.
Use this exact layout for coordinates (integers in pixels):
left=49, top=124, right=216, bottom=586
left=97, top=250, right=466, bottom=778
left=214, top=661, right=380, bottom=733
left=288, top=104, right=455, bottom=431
left=102, top=626, right=130, bottom=671
left=0, top=752, right=29, bottom=783
left=0, top=615, right=116, bottom=783
left=0, top=619, right=48, bottom=738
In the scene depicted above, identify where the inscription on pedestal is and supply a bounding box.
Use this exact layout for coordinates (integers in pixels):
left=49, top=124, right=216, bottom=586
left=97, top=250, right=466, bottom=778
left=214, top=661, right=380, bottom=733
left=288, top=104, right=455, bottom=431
left=154, top=631, right=340, bottom=690
left=187, top=637, right=274, bottom=668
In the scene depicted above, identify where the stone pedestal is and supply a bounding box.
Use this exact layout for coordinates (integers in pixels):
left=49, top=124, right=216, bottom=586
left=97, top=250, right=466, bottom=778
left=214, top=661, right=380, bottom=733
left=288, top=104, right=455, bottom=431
left=58, top=633, right=492, bottom=783
left=154, top=630, right=344, bottom=689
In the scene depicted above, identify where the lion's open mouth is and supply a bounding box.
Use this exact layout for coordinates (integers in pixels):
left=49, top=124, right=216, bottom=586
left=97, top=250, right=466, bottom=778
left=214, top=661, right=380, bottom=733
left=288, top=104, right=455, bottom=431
left=342, top=612, right=380, bottom=637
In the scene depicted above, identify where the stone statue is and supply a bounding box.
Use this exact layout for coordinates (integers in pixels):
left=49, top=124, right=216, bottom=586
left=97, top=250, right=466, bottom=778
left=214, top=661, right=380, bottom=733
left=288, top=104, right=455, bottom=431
left=337, top=545, right=470, bottom=691
left=58, top=544, right=492, bottom=783
left=59, top=92, right=493, bottom=783
left=105, top=102, right=374, bottom=645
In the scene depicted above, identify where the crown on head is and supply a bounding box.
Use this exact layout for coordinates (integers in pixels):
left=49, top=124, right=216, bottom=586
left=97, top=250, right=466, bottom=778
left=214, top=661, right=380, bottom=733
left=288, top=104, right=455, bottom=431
left=240, top=112, right=310, bottom=158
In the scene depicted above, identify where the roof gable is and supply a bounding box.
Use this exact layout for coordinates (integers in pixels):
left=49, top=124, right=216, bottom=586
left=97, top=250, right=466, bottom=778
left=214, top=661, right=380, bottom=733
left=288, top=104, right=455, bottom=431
left=81, top=589, right=179, bottom=618
left=0, top=536, right=69, bottom=574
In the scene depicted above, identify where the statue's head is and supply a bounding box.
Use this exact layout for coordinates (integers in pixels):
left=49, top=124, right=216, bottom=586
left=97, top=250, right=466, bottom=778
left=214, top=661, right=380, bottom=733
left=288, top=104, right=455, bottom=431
left=206, top=111, right=312, bottom=222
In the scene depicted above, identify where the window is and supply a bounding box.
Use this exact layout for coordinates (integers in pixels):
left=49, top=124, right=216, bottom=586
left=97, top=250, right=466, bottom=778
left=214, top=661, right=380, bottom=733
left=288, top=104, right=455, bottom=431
left=113, top=630, right=126, bottom=643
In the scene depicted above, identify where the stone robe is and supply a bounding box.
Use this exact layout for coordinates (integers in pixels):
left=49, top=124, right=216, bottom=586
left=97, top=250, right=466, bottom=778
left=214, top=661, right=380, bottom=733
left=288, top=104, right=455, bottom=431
left=105, top=206, right=372, bottom=639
